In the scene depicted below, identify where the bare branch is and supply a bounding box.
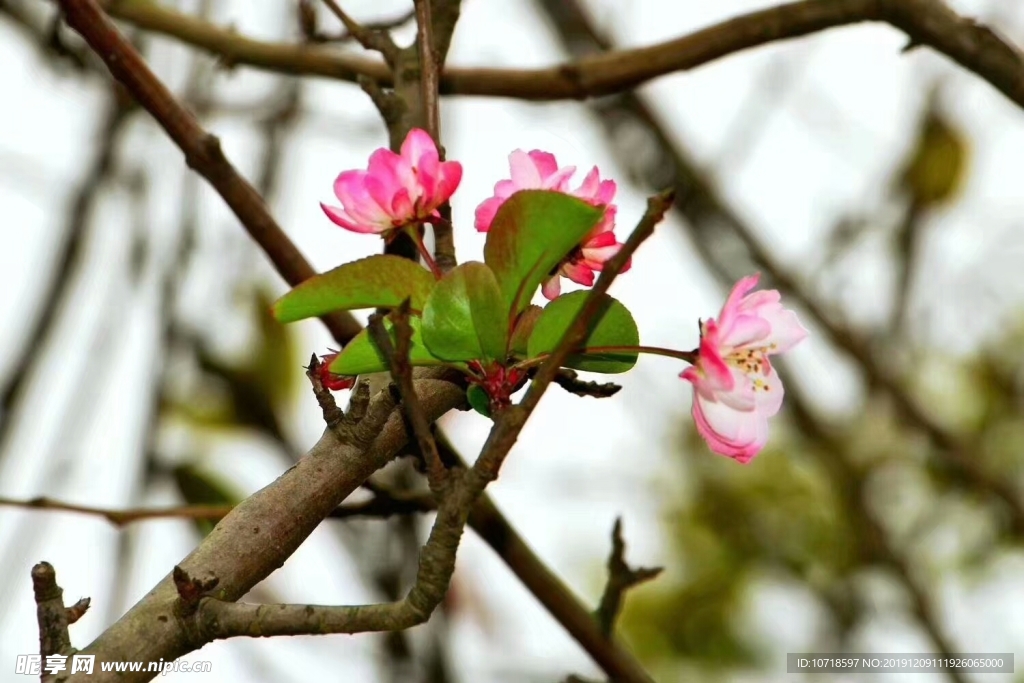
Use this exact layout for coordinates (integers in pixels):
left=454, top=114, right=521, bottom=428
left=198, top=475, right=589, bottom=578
left=308, top=7, right=415, bottom=44
left=99, top=0, right=1024, bottom=109
left=367, top=305, right=448, bottom=492
left=318, top=0, right=399, bottom=62
left=32, top=562, right=76, bottom=658
left=595, top=518, right=662, bottom=638
left=58, top=0, right=362, bottom=345
left=0, top=489, right=435, bottom=527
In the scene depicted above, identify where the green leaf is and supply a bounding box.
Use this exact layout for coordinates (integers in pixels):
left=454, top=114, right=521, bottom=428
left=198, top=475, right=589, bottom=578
left=527, top=291, right=639, bottom=374
left=466, top=384, right=492, bottom=418
left=422, top=262, right=508, bottom=363
left=329, top=316, right=444, bottom=375
left=273, top=255, right=435, bottom=323
left=483, top=190, right=603, bottom=318
left=509, top=305, right=543, bottom=357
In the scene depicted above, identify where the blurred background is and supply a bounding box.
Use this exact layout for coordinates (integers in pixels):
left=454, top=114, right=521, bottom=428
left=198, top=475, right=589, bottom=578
left=2, top=0, right=1024, bottom=681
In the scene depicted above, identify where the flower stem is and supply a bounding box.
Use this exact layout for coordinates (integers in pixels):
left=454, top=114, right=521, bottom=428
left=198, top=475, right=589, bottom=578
left=513, top=345, right=697, bottom=370
left=407, top=225, right=442, bottom=279
left=583, top=345, right=698, bottom=363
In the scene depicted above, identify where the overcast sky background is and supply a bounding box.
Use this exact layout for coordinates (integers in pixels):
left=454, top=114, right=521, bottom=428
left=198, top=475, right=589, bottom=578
left=1, top=0, right=1024, bottom=681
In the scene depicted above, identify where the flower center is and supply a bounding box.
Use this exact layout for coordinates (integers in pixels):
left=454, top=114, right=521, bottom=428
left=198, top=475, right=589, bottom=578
left=725, top=347, right=773, bottom=392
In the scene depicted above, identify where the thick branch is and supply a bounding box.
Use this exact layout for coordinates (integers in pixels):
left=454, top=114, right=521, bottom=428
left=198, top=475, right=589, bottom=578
left=99, top=0, right=1024, bottom=109
left=64, top=370, right=464, bottom=682
left=197, top=465, right=476, bottom=639
left=58, top=0, right=361, bottom=344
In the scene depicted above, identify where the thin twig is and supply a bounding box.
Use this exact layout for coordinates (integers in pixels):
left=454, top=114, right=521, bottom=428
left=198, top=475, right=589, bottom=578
left=0, top=491, right=435, bottom=527
left=367, top=304, right=447, bottom=492
left=319, top=0, right=399, bottom=62
left=310, top=7, right=415, bottom=44
left=57, top=0, right=362, bottom=345
left=595, top=518, right=662, bottom=638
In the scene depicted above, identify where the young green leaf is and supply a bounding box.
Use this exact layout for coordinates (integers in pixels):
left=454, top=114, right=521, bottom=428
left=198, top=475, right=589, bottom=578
left=422, top=262, right=508, bottom=363
left=273, top=254, right=435, bottom=323
left=466, top=384, right=493, bottom=418
left=329, top=316, right=444, bottom=375
left=527, top=291, right=639, bottom=374
left=483, top=190, right=603, bottom=318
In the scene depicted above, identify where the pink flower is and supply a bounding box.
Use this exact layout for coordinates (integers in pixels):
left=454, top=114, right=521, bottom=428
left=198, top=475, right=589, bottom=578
left=680, top=274, right=808, bottom=463
left=321, top=128, right=462, bottom=236
left=474, top=150, right=627, bottom=300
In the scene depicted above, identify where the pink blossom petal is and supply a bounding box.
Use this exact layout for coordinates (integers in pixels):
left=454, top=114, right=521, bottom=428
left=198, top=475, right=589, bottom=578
left=763, top=308, right=809, bottom=354
left=575, top=167, right=600, bottom=199
left=474, top=196, right=504, bottom=232
left=434, top=161, right=463, bottom=205
left=545, top=164, right=578, bottom=191
left=560, top=261, right=595, bottom=287
left=717, top=273, right=762, bottom=330
left=527, top=150, right=560, bottom=179
left=584, top=230, right=618, bottom=249
left=715, top=365, right=758, bottom=412
left=391, top=188, right=414, bottom=220
left=509, top=149, right=544, bottom=187
left=541, top=275, right=562, bottom=300
left=320, top=203, right=383, bottom=234
left=719, top=314, right=772, bottom=349
left=333, top=171, right=391, bottom=227
left=364, top=174, right=400, bottom=220
left=416, top=152, right=442, bottom=203
left=691, top=392, right=768, bottom=462
left=755, top=368, right=785, bottom=416
left=366, top=149, right=403, bottom=194
left=581, top=243, right=621, bottom=267
left=575, top=167, right=617, bottom=206
left=401, top=128, right=438, bottom=166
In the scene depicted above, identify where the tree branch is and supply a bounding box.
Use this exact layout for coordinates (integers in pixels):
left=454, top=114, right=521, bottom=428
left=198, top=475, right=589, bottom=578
left=413, top=0, right=457, bottom=273
left=58, top=0, right=362, bottom=345
left=595, top=518, right=662, bottom=638
left=63, top=368, right=464, bottom=682
left=318, top=0, right=399, bottom=63
left=0, top=489, right=437, bottom=527
left=368, top=305, right=447, bottom=492
left=98, top=0, right=1024, bottom=109
left=32, top=562, right=77, bottom=659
